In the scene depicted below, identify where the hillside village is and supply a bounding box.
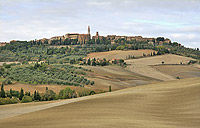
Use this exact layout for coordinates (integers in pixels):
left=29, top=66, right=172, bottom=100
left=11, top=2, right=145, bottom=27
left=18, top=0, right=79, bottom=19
left=1, top=26, right=174, bottom=46
left=1, top=0, right=200, bottom=128
left=37, top=26, right=172, bottom=45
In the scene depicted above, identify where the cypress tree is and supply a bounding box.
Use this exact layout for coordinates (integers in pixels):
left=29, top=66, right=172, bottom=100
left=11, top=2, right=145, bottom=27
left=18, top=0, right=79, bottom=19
left=9, top=88, right=13, bottom=98
left=10, top=88, right=13, bottom=96
left=92, top=61, right=96, bottom=66
left=19, top=88, right=24, bottom=100
left=109, top=86, right=111, bottom=92
left=34, top=90, right=37, bottom=100
left=36, top=91, right=41, bottom=101
left=0, top=84, right=6, bottom=98
left=87, top=58, right=91, bottom=65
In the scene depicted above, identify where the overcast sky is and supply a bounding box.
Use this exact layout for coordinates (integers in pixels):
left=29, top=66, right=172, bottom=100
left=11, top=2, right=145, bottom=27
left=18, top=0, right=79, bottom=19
left=0, top=0, right=200, bottom=48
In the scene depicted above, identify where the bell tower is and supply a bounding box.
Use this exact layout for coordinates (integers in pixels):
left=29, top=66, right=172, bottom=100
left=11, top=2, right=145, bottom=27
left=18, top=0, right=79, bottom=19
left=88, top=26, right=90, bottom=35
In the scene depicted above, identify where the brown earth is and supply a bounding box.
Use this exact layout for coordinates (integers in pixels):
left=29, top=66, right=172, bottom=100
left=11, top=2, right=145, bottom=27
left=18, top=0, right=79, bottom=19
left=2, top=65, right=158, bottom=94
left=125, top=54, right=196, bottom=81
left=153, top=64, right=200, bottom=79
left=4, top=83, right=83, bottom=94
left=3, top=54, right=198, bottom=93
left=86, top=50, right=156, bottom=60
left=3, top=65, right=157, bottom=93
left=83, top=65, right=158, bottom=91
left=0, top=77, right=199, bottom=128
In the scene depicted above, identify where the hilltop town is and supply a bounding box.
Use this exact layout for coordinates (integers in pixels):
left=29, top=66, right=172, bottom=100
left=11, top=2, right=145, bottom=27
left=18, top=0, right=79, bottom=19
left=34, top=26, right=172, bottom=46
left=1, top=26, right=173, bottom=46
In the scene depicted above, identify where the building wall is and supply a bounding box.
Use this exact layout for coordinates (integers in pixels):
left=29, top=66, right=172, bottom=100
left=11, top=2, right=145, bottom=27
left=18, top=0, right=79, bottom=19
left=78, top=34, right=90, bottom=44
left=32, top=26, right=172, bottom=45
left=65, top=33, right=79, bottom=40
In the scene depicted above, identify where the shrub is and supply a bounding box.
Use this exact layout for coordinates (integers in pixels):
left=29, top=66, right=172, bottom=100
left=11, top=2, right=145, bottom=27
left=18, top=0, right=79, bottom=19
left=7, top=79, right=12, bottom=84
left=6, top=90, right=12, bottom=98
left=78, top=89, right=96, bottom=97
left=41, top=90, right=57, bottom=101
left=85, top=80, right=90, bottom=85
left=109, top=86, right=112, bottom=92
left=90, top=81, right=95, bottom=85
left=21, top=96, right=33, bottom=103
left=188, top=60, right=197, bottom=64
left=59, top=87, right=77, bottom=99
left=0, top=97, right=19, bottom=105
left=11, top=90, right=20, bottom=98
left=116, top=45, right=125, bottom=50
left=89, top=90, right=96, bottom=95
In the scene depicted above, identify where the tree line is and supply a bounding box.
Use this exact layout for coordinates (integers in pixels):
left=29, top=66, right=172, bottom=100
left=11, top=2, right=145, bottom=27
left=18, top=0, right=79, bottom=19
left=0, top=84, right=96, bottom=105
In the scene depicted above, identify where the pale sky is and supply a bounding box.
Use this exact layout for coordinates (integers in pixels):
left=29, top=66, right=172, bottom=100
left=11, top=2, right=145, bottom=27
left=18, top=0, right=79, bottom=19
left=0, top=0, right=200, bottom=48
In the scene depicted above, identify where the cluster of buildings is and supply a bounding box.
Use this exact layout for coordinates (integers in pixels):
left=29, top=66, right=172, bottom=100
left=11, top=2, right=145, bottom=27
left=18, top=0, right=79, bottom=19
left=0, top=42, right=9, bottom=46
left=40, top=26, right=108, bottom=44
left=1, top=26, right=172, bottom=46
left=107, top=35, right=171, bottom=45
left=38, top=26, right=91, bottom=44
left=36, top=26, right=172, bottom=45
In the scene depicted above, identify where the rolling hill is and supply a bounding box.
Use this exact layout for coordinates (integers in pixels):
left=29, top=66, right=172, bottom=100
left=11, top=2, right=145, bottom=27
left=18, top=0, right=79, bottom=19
left=0, top=77, right=199, bottom=128
left=125, top=54, right=196, bottom=81
left=86, top=50, right=156, bottom=60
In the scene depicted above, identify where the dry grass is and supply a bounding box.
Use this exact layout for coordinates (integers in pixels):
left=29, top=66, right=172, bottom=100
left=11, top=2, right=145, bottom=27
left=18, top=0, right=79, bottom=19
left=4, top=54, right=196, bottom=93
left=153, top=65, right=200, bottom=79
left=86, top=50, right=156, bottom=60
left=125, top=54, right=196, bottom=81
left=0, top=77, right=199, bottom=128
left=83, top=65, right=158, bottom=91
left=4, top=83, right=83, bottom=94
left=48, top=45, right=69, bottom=48
left=2, top=64, right=158, bottom=94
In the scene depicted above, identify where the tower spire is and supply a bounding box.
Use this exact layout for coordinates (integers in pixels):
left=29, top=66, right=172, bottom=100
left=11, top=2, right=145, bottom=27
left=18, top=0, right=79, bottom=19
left=88, top=26, right=90, bottom=35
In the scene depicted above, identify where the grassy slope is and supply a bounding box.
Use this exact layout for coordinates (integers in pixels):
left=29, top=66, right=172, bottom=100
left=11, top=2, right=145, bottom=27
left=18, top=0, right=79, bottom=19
left=83, top=65, right=158, bottom=91
left=3, top=65, right=159, bottom=93
left=125, top=54, right=196, bottom=81
left=153, top=64, right=200, bottom=79
left=86, top=49, right=156, bottom=60
left=3, top=83, right=82, bottom=94
left=0, top=77, right=199, bottom=128
left=3, top=54, right=198, bottom=92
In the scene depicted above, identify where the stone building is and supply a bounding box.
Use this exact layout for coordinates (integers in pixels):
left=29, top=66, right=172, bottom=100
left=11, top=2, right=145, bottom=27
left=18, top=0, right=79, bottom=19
left=106, top=35, right=116, bottom=40
left=0, top=42, right=8, bottom=46
left=65, top=33, right=79, bottom=40
left=92, top=31, right=104, bottom=41
left=34, top=26, right=172, bottom=45
left=37, top=38, right=48, bottom=44
left=78, top=34, right=90, bottom=44
left=77, top=26, right=91, bottom=44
